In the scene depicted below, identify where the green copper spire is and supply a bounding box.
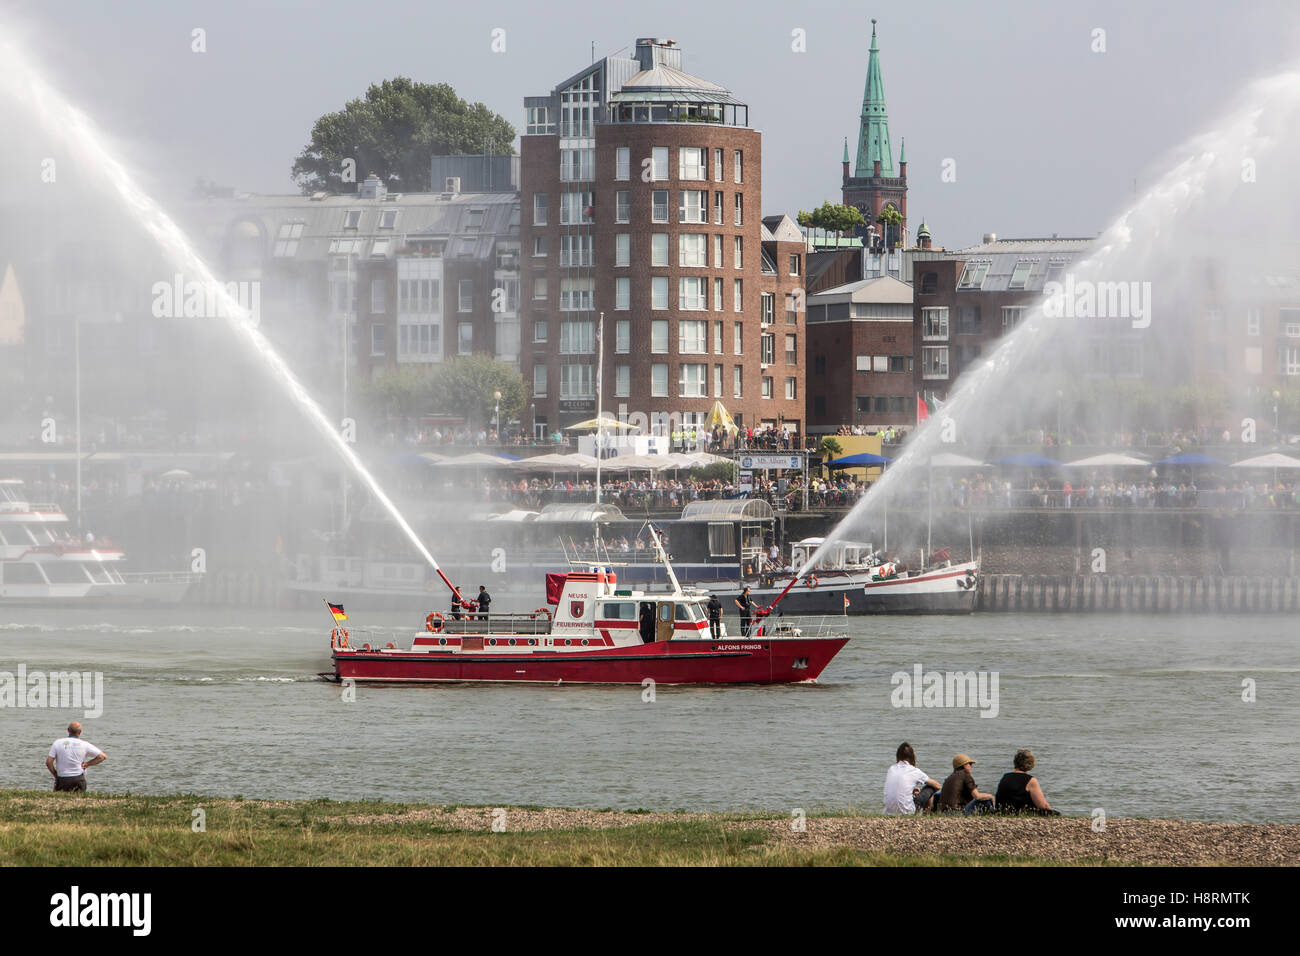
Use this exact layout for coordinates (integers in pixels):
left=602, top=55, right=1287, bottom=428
left=854, top=18, right=894, bottom=178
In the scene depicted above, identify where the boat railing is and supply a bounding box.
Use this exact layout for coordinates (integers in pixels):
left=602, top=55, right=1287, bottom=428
left=118, top=571, right=205, bottom=584
left=745, top=615, right=850, bottom=639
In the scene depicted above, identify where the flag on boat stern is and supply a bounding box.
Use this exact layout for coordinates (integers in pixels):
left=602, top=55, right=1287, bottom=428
left=843, top=594, right=850, bottom=610
left=327, top=602, right=348, bottom=621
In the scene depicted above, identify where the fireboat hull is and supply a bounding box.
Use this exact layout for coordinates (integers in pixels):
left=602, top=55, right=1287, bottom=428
left=332, top=636, right=848, bottom=686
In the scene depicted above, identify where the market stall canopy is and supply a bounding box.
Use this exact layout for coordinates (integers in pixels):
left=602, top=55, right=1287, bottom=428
left=1064, top=453, right=1150, bottom=467
left=535, top=503, right=627, bottom=522
left=605, top=453, right=675, bottom=471
left=563, top=417, right=640, bottom=431
left=1156, top=452, right=1224, bottom=466
left=993, top=453, right=1060, bottom=467
left=825, top=452, right=892, bottom=467
left=686, top=452, right=732, bottom=466
left=703, top=400, right=739, bottom=435
left=435, top=453, right=518, bottom=467
left=1229, top=452, right=1300, bottom=469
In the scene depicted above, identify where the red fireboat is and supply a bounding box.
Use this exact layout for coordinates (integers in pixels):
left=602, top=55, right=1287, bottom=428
left=326, top=526, right=848, bottom=686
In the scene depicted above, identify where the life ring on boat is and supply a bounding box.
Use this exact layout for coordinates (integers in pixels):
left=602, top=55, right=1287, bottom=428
left=532, top=606, right=553, bottom=621
left=361, top=642, right=371, bottom=651
left=332, top=627, right=349, bottom=649
left=806, top=575, right=820, bottom=589
left=425, top=612, right=445, bottom=633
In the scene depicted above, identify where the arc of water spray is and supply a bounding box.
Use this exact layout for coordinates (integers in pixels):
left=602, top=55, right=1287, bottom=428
left=799, top=70, right=1298, bottom=578
left=2, top=33, right=463, bottom=601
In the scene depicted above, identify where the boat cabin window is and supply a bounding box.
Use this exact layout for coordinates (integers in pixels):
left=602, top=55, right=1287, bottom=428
left=658, top=604, right=673, bottom=623
left=673, top=603, right=700, bottom=622
left=599, top=601, right=637, bottom=620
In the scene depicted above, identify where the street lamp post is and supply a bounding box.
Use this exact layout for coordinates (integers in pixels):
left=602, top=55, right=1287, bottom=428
left=493, top=390, right=502, bottom=440
left=1273, top=389, right=1280, bottom=437
left=1056, top=389, right=1064, bottom=445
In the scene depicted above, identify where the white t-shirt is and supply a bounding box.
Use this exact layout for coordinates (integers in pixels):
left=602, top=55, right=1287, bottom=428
left=48, top=737, right=102, bottom=777
left=883, top=760, right=930, bottom=814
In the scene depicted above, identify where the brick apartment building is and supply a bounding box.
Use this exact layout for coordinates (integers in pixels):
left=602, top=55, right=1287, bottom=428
left=519, top=37, right=804, bottom=440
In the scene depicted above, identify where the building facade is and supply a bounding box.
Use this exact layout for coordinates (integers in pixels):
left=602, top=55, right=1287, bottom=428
left=520, top=37, right=804, bottom=441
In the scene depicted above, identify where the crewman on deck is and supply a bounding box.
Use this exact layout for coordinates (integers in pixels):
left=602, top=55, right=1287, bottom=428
left=450, top=590, right=462, bottom=620
left=476, top=585, right=492, bottom=619
left=735, top=587, right=755, bottom=637
left=707, top=593, right=722, bottom=639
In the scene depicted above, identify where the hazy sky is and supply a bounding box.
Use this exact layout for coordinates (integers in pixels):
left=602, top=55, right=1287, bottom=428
left=9, top=0, right=1300, bottom=248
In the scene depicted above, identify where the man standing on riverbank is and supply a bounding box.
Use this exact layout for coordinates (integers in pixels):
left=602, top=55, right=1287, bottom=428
left=46, top=722, right=106, bottom=793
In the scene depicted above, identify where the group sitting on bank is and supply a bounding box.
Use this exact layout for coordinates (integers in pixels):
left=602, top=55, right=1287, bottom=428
left=883, top=743, right=1059, bottom=815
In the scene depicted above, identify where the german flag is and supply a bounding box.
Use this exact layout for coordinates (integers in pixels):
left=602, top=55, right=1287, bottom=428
left=327, top=602, right=348, bottom=622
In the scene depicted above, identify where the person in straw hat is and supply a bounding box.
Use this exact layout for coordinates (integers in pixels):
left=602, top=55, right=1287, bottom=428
left=938, top=753, right=995, bottom=813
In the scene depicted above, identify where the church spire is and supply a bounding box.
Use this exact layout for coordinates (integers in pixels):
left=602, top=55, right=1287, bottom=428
left=855, top=18, right=894, bottom=178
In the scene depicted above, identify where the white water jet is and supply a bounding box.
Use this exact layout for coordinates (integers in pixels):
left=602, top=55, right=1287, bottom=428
left=804, top=68, right=1300, bottom=574
left=0, top=30, right=443, bottom=577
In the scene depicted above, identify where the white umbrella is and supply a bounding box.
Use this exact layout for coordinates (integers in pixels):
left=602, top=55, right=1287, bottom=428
left=159, top=468, right=193, bottom=479
left=686, top=452, right=732, bottom=466
left=616, top=454, right=676, bottom=471
left=1229, top=452, right=1300, bottom=469
left=436, top=453, right=518, bottom=467
left=929, top=453, right=984, bottom=468
left=1064, top=453, right=1150, bottom=467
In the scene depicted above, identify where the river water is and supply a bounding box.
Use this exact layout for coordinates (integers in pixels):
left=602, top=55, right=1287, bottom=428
left=1, top=607, right=1295, bottom=823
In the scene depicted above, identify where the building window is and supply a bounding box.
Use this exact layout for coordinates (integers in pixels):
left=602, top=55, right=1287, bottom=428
left=785, top=293, right=800, bottom=325
left=651, top=146, right=668, bottom=181
left=679, top=147, right=706, bottom=180
left=615, top=234, right=630, bottom=267
left=560, top=192, right=593, bottom=225
left=714, top=277, right=724, bottom=311
left=532, top=276, right=547, bottom=301
left=533, top=365, right=547, bottom=397
left=957, top=305, right=982, bottom=334
left=922, top=346, right=950, bottom=378
left=651, top=277, right=669, bottom=310
left=1008, top=261, right=1033, bottom=289
left=785, top=377, right=796, bottom=400
left=789, top=254, right=801, bottom=276
left=760, top=332, right=775, bottom=366
left=919, top=271, right=938, bottom=295
left=651, top=363, right=668, bottom=397
left=370, top=279, right=387, bottom=314
left=560, top=149, right=594, bottom=182
left=371, top=324, right=386, bottom=356
left=679, top=319, right=708, bottom=353
left=559, top=234, right=593, bottom=267
left=680, top=277, right=707, bottom=311
left=398, top=323, right=436, bottom=357
left=761, top=293, right=775, bottom=325
left=533, top=235, right=547, bottom=257
left=273, top=221, right=303, bottom=257
left=1001, top=307, right=1024, bottom=331
left=714, top=363, right=723, bottom=397
left=651, top=319, right=669, bottom=353
left=616, top=190, right=630, bottom=223
left=922, top=307, right=949, bottom=339
left=1282, top=309, right=1300, bottom=337
left=733, top=321, right=743, bottom=355
left=615, top=277, right=630, bottom=311
left=733, top=278, right=742, bottom=312
left=651, top=190, right=669, bottom=223
left=615, top=364, right=630, bottom=397
left=679, top=189, right=707, bottom=224
left=559, top=320, right=594, bottom=355
left=785, top=334, right=797, bottom=364
left=533, top=194, right=548, bottom=226
left=889, top=354, right=911, bottom=373
left=733, top=236, right=742, bottom=269
left=615, top=320, right=630, bottom=353
left=957, top=262, right=990, bottom=289
left=733, top=193, right=743, bottom=226
left=713, top=191, right=723, bottom=225
left=398, top=269, right=440, bottom=313
left=679, top=233, right=706, bottom=267
left=1286, top=347, right=1300, bottom=376
left=560, top=364, right=594, bottom=399
left=679, top=363, right=708, bottom=397
left=344, top=210, right=361, bottom=230
left=733, top=365, right=743, bottom=398
left=713, top=234, right=723, bottom=268
left=1246, top=308, right=1261, bottom=336
left=733, top=149, right=743, bottom=183
left=533, top=320, right=548, bottom=344
left=615, top=147, right=630, bottom=181
left=458, top=322, right=473, bottom=355
left=651, top=233, right=669, bottom=267
left=458, top=279, right=473, bottom=312
left=713, top=148, right=723, bottom=182
left=559, top=278, right=594, bottom=311
left=761, top=376, right=773, bottom=399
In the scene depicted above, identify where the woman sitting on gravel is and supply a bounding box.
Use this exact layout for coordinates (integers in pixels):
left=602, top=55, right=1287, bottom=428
left=995, top=749, right=1060, bottom=815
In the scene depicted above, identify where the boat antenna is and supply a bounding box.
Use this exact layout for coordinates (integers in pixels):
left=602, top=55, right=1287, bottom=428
left=646, top=522, right=682, bottom=594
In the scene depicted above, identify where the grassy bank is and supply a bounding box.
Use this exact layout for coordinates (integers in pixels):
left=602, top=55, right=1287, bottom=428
left=1, top=790, right=1294, bottom=866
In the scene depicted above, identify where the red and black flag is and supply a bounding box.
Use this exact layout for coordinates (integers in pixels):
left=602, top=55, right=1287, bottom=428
left=327, top=602, right=348, bottom=622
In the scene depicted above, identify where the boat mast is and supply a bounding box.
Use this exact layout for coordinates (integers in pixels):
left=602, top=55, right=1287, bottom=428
left=647, top=523, right=681, bottom=594
left=595, top=311, right=604, bottom=506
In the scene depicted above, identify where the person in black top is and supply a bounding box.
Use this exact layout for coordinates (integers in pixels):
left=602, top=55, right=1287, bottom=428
left=734, top=587, right=755, bottom=637
left=995, top=748, right=1059, bottom=814
left=706, top=594, right=722, bottom=639
left=476, top=585, right=492, bottom=619
left=450, top=590, right=462, bottom=621
left=639, top=602, right=656, bottom=643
